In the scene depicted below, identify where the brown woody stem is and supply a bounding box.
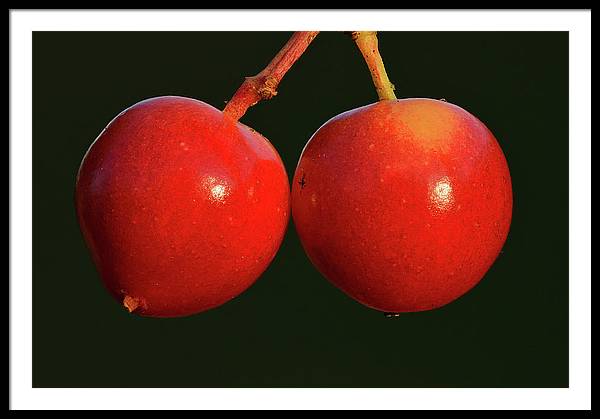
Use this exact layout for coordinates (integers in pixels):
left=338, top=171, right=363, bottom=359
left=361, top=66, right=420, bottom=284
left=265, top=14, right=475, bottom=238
left=351, top=31, right=397, bottom=101
left=223, top=31, right=319, bottom=121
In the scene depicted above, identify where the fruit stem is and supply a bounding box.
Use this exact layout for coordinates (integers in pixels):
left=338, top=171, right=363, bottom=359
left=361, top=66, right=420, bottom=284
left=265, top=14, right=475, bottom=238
left=223, top=31, right=319, bottom=121
left=351, top=31, right=397, bottom=101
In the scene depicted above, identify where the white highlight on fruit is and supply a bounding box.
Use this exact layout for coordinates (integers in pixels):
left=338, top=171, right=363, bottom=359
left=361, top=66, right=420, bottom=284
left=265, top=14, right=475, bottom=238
left=202, top=175, right=230, bottom=204
left=430, top=176, right=454, bottom=212
left=211, top=184, right=227, bottom=201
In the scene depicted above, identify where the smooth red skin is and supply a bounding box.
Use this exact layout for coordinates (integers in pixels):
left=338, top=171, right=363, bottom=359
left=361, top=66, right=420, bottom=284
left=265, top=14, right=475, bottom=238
left=292, top=99, right=512, bottom=312
left=76, top=96, right=290, bottom=317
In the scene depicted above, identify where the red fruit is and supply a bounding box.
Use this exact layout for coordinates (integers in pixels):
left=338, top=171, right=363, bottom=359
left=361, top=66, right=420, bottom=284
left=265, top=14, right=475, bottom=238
left=292, top=98, right=512, bottom=313
left=76, top=96, right=290, bottom=317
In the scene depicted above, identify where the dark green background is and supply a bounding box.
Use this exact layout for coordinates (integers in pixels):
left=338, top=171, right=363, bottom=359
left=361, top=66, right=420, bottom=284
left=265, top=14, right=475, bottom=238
left=32, top=31, right=569, bottom=388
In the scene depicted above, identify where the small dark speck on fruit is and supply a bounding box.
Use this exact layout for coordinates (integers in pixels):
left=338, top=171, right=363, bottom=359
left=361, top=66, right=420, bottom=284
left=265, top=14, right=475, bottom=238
left=298, top=173, right=307, bottom=189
